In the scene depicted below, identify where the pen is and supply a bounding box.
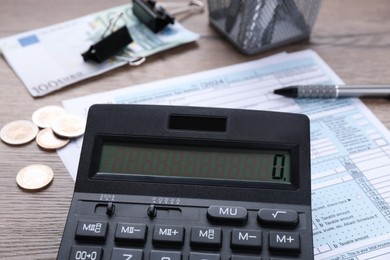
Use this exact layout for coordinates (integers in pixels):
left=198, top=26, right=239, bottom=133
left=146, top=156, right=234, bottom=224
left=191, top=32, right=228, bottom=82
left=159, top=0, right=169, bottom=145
left=274, top=85, right=390, bottom=98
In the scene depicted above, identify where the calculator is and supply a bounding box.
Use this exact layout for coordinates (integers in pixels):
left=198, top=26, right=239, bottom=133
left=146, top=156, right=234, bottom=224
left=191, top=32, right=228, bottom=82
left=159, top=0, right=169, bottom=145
left=57, top=104, right=313, bottom=260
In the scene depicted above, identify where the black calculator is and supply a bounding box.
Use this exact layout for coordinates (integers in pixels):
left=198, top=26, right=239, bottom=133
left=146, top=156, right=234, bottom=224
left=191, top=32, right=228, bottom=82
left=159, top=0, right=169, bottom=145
left=57, top=104, right=313, bottom=260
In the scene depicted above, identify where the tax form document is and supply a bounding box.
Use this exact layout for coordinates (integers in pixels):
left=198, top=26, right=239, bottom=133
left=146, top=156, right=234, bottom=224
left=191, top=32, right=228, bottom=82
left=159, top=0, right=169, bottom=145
left=58, top=50, right=390, bottom=259
left=0, top=4, right=198, bottom=97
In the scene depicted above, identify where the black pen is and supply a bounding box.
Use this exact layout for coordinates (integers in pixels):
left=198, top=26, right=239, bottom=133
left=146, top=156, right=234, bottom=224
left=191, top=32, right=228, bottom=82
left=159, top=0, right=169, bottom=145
left=274, top=85, right=390, bottom=98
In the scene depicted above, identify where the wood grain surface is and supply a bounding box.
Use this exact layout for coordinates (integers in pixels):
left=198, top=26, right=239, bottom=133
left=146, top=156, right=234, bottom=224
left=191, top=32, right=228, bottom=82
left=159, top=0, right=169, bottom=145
left=1, top=0, right=390, bottom=259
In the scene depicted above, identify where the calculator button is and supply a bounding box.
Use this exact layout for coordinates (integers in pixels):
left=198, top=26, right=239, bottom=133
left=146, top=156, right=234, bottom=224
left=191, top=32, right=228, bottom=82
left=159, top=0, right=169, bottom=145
left=111, top=248, right=143, bottom=260
left=269, top=231, right=300, bottom=252
left=75, top=220, right=108, bottom=241
left=207, top=206, right=248, bottom=224
left=189, top=252, right=220, bottom=260
left=231, top=229, right=262, bottom=250
left=153, top=225, right=184, bottom=245
left=257, top=209, right=298, bottom=227
left=115, top=223, right=147, bottom=243
left=69, top=245, right=103, bottom=260
left=150, top=250, right=181, bottom=260
left=190, top=227, right=222, bottom=247
left=231, top=256, right=261, bottom=260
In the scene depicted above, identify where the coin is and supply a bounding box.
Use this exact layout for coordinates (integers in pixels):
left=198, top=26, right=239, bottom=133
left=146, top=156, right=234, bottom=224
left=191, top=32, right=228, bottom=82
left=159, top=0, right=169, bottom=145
left=36, top=128, right=70, bottom=150
left=16, top=164, right=54, bottom=190
left=32, top=105, right=66, bottom=128
left=51, top=114, right=86, bottom=138
left=0, top=120, right=39, bottom=145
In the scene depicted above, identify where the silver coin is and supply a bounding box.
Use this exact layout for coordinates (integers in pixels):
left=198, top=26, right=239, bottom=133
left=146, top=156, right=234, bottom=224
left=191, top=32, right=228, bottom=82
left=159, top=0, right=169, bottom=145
left=32, top=105, right=66, bottom=128
left=16, top=164, right=54, bottom=190
left=51, top=114, right=86, bottom=138
left=36, top=128, right=70, bottom=150
left=0, top=120, right=39, bottom=145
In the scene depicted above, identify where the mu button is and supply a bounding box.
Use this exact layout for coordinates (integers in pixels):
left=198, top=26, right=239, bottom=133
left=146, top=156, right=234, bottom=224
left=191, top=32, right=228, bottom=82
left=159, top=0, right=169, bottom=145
left=207, top=205, right=248, bottom=224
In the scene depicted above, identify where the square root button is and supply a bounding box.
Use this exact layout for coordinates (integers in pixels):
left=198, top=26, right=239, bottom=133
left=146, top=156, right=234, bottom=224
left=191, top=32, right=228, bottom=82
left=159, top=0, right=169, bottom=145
left=258, top=209, right=298, bottom=227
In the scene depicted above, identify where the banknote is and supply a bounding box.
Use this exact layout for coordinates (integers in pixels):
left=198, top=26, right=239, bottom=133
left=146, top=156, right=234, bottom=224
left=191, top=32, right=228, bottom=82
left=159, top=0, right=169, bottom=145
left=0, top=4, right=199, bottom=97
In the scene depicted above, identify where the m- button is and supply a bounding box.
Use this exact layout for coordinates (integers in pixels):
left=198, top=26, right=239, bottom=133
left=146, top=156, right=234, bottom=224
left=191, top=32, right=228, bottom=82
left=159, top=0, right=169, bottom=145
left=207, top=205, right=247, bottom=224
left=231, top=229, right=262, bottom=250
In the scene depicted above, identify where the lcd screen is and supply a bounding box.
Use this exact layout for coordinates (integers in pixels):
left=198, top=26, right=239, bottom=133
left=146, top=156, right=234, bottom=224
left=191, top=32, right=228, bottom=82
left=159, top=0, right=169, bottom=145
left=98, top=142, right=291, bottom=184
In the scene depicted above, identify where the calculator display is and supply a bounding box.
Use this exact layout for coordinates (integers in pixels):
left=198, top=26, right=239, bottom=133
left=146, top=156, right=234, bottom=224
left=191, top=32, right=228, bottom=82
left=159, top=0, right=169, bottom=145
left=98, top=142, right=291, bottom=184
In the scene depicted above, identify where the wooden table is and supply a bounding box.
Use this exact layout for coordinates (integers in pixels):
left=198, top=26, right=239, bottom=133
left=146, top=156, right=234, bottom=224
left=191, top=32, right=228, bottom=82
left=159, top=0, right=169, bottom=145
left=1, top=0, right=390, bottom=259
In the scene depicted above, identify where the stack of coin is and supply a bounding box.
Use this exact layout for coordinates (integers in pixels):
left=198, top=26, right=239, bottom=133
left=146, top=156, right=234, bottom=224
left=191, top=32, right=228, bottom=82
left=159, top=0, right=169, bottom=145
left=1, top=105, right=87, bottom=191
left=1, top=105, right=86, bottom=149
left=32, top=105, right=86, bottom=149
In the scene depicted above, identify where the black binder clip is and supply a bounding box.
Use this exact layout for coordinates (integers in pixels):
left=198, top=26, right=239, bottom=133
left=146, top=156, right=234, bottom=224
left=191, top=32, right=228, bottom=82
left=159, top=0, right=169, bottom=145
left=132, top=0, right=204, bottom=33
left=132, top=0, right=175, bottom=33
left=82, top=13, right=133, bottom=63
left=82, top=26, right=132, bottom=63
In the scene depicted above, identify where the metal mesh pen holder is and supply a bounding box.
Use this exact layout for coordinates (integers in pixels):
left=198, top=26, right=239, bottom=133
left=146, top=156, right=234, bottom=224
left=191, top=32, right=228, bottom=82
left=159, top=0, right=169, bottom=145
left=208, top=0, right=321, bottom=55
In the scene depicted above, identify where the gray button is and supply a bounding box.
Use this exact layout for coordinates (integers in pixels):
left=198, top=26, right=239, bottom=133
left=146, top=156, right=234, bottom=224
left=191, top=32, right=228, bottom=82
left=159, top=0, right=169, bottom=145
left=69, top=246, right=103, bottom=260
left=75, top=220, right=108, bottom=241
left=258, top=209, right=298, bottom=227
left=190, top=252, right=220, bottom=260
left=231, top=256, right=261, bottom=260
left=153, top=225, right=184, bottom=245
left=269, top=231, right=300, bottom=252
left=190, top=227, right=222, bottom=247
left=207, top=205, right=247, bottom=224
left=150, top=250, right=181, bottom=260
left=231, top=229, right=262, bottom=250
left=115, top=223, right=147, bottom=243
left=111, top=248, right=143, bottom=260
